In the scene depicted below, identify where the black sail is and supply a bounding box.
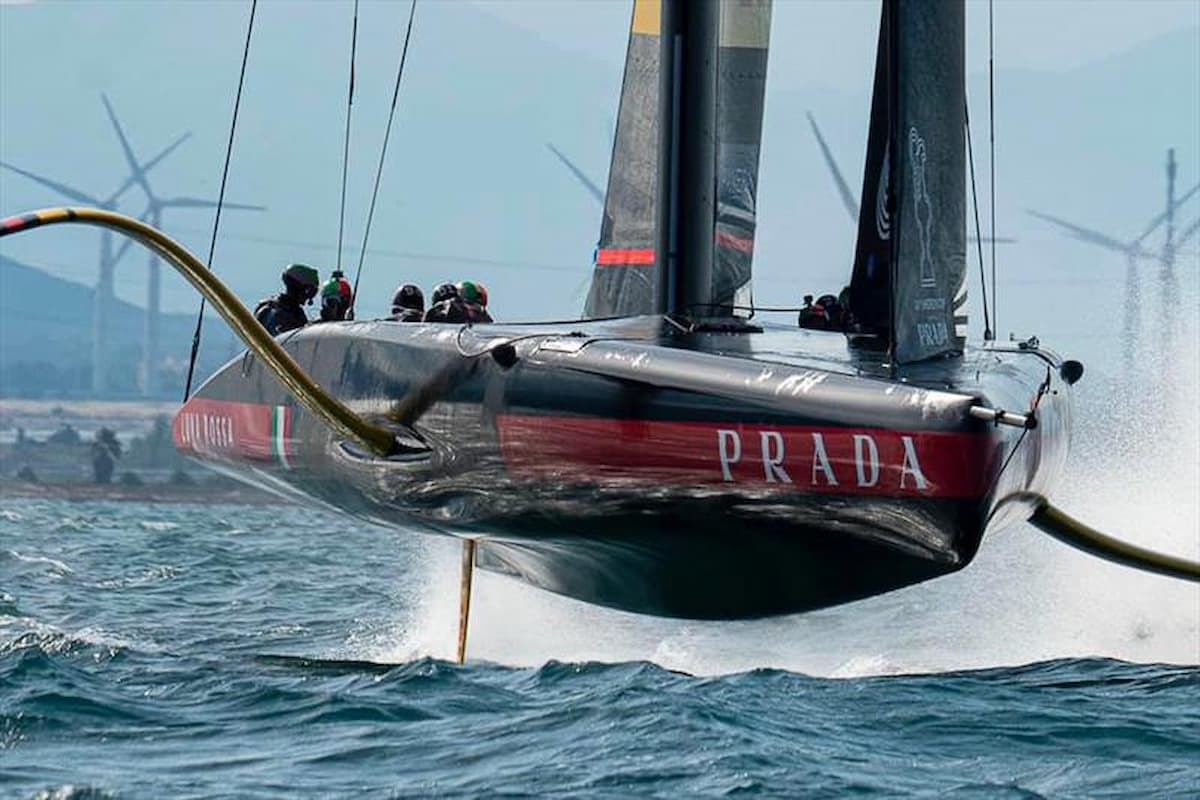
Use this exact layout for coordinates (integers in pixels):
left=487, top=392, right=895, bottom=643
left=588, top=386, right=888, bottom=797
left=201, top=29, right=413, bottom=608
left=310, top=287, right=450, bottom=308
left=850, top=0, right=967, bottom=362
left=713, top=0, right=771, bottom=315
left=584, top=0, right=772, bottom=319
left=848, top=3, right=895, bottom=339
left=892, top=0, right=966, bottom=361
left=584, top=0, right=660, bottom=319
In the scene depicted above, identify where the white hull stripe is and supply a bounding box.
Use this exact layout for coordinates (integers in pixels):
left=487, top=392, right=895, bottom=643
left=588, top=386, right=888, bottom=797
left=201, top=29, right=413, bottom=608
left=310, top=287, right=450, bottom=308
left=271, top=406, right=291, bottom=469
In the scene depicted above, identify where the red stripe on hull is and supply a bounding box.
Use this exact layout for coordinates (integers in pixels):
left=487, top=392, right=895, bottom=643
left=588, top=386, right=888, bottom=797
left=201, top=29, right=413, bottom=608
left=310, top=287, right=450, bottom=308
left=497, top=415, right=1000, bottom=499
left=174, top=397, right=289, bottom=464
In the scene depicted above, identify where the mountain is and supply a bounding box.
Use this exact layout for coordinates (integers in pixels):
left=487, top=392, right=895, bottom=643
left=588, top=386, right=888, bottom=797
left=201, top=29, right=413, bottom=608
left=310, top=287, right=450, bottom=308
left=0, top=255, right=234, bottom=398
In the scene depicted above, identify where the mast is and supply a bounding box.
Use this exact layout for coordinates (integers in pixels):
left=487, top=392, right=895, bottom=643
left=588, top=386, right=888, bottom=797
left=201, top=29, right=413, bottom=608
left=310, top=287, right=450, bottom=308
left=655, top=0, right=718, bottom=316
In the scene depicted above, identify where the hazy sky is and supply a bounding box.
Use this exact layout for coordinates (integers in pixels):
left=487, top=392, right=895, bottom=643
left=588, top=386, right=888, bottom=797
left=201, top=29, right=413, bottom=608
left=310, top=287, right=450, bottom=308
left=473, top=0, right=1200, bottom=86
left=0, top=0, right=1196, bottom=343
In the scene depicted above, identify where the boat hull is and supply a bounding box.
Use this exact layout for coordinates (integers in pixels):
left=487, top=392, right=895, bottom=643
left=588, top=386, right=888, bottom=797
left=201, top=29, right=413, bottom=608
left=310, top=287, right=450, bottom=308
left=175, top=317, right=1071, bottom=619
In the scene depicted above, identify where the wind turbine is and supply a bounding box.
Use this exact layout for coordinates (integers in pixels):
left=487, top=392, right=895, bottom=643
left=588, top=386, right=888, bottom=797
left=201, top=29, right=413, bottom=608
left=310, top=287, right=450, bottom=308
left=805, top=111, right=1017, bottom=247
left=545, top=143, right=604, bottom=204
left=99, top=94, right=263, bottom=396
left=542, top=141, right=609, bottom=304
left=0, top=109, right=189, bottom=395
left=1027, top=148, right=1199, bottom=365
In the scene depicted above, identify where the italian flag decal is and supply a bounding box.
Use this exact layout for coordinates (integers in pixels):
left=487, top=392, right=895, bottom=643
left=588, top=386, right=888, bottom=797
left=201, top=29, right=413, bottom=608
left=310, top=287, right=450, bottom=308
left=271, top=405, right=292, bottom=468
left=174, top=397, right=298, bottom=467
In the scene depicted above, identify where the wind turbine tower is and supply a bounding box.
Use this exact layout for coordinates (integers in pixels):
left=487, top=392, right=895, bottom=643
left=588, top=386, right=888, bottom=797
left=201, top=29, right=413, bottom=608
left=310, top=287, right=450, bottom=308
left=3, top=95, right=262, bottom=397
left=1028, top=148, right=1199, bottom=365
left=1, top=128, right=184, bottom=394
left=100, top=95, right=262, bottom=396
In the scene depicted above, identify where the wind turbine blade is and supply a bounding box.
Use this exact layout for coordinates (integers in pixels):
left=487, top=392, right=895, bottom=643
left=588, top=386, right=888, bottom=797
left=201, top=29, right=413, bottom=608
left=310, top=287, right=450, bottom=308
left=101, top=93, right=154, bottom=200
left=0, top=160, right=101, bottom=204
left=105, top=132, right=192, bottom=204
left=160, top=197, right=265, bottom=211
left=969, top=236, right=1018, bottom=244
left=545, top=143, right=605, bottom=205
left=806, top=111, right=859, bottom=224
left=1131, top=181, right=1200, bottom=247
left=1177, top=216, right=1200, bottom=248
left=1026, top=209, right=1137, bottom=256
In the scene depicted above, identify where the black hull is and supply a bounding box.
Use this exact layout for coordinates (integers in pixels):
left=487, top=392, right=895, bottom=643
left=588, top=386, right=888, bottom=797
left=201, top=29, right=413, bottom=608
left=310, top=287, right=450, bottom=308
left=175, top=317, right=1071, bottom=619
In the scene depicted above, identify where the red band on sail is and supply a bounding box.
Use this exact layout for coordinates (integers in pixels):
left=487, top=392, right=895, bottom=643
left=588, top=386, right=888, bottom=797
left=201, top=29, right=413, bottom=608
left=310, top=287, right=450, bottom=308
left=596, top=248, right=655, bottom=265
left=715, top=231, right=754, bottom=254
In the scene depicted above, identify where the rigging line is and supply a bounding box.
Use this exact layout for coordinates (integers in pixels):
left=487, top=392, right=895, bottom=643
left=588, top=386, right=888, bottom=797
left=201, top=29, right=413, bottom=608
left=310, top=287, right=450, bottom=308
left=183, top=0, right=257, bottom=402
left=988, top=0, right=998, bottom=336
left=336, top=0, right=360, bottom=277
left=351, top=0, right=418, bottom=316
left=965, top=100, right=993, bottom=340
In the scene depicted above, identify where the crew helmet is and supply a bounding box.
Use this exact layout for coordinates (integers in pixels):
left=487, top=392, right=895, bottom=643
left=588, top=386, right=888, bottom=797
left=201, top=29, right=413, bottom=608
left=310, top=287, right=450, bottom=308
left=319, top=274, right=353, bottom=320
left=431, top=282, right=458, bottom=305
left=321, top=275, right=353, bottom=305
left=457, top=280, right=487, bottom=307
left=391, top=283, right=424, bottom=313
left=282, top=263, right=320, bottom=303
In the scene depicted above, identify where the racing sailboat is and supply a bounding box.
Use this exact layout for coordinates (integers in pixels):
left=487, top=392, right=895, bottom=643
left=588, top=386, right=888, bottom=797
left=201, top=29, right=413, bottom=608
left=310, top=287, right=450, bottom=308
left=169, top=0, right=1074, bottom=620
left=3, top=1, right=1192, bottom=632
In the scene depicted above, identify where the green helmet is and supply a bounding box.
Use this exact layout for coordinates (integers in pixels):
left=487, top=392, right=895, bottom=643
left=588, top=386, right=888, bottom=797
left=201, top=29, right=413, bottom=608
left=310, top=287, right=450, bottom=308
left=457, top=280, right=486, bottom=306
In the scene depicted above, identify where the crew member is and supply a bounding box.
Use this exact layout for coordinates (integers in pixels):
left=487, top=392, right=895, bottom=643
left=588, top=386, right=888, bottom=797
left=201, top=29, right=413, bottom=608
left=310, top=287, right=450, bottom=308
left=319, top=270, right=354, bottom=322
left=457, top=280, right=494, bottom=324
left=423, top=282, right=467, bottom=323
left=389, top=284, right=425, bottom=322
left=798, top=291, right=845, bottom=331
left=255, top=264, right=319, bottom=335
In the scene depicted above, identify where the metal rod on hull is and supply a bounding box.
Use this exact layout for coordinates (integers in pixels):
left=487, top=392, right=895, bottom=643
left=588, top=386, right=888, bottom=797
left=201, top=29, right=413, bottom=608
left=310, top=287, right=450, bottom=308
left=457, top=539, right=477, bottom=665
left=969, top=405, right=1035, bottom=429
left=0, top=207, right=399, bottom=457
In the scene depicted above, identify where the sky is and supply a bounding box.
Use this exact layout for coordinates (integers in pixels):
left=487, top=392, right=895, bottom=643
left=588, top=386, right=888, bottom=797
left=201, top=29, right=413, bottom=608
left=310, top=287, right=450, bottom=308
left=473, top=0, right=1200, bottom=85
left=0, top=0, right=1196, bottom=358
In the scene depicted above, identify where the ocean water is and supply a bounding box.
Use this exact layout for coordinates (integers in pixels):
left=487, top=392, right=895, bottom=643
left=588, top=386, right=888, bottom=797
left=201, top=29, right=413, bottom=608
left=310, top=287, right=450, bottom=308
left=1, top=484, right=1197, bottom=798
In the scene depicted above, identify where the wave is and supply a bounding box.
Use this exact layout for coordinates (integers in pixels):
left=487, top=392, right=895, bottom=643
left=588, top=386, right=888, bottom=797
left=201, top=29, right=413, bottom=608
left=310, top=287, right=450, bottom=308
left=3, top=647, right=1195, bottom=797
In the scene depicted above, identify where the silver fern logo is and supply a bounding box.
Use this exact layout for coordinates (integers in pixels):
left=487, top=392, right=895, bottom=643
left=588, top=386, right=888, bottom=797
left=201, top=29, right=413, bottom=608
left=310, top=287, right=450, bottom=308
left=909, top=126, right=937, bottom=289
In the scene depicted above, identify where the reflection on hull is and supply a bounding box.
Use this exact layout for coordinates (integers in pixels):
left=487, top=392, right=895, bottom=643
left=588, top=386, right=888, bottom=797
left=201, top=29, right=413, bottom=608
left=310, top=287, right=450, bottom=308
left=175, top=316, right=1071, bottom=619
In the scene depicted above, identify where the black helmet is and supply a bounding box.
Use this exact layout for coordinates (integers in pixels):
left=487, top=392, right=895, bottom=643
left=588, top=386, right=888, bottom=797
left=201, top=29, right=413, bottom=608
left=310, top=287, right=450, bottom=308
left=282, top=263, right=320, bottom=303
left=391, top=283, right=424, bottom=313
left=431, top=282, right=458, bottom=305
